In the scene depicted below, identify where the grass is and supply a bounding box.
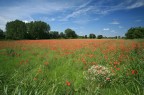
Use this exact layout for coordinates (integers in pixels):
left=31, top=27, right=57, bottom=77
left=0, top=39, right=144, bottom=95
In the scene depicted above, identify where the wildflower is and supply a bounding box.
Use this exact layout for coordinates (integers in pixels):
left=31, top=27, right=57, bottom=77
left=116, top=68, right=120, bottom=71
left=66, top=80, right=71, bottom=86
left=131, top=70, right=138, bottom=75
left=106, top=77, right=110, bottom=81
left=114, top=61, right=119, bottom=65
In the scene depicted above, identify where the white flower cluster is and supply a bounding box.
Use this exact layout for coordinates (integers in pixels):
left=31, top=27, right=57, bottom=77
left=83, top=65, right=112, bottom=81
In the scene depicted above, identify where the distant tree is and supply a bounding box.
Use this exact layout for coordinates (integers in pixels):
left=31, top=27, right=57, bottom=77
left=125, top=27, right=144, bottom=39
left=64, top=28, right=77, bottom=38
left=49, top=31, right=59, bottom=39
left=26, top=21, right=50, bottom=39
left=97, top=35, right=103, bottom=39
left=85, top=35, right=87, bottom=38
left=89, top=33, right=96, bottom=39
left=0, top=29, right=4, bottom=39
left=118, top=36, right=121, bottom=39
left=6, top=20, right=27, bottom=39
left=60, top=32, right=66, bottom=38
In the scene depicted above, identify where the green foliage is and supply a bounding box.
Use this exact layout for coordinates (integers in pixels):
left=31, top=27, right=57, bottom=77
left=0, top=29, right=5, bottom=39
left=97, top=35, right=103, bottom=39
left=49, top=31, right=59, bottom=39
left=125, top=27, right=144, bottom=39
left=59, top=32, right=66, bottom=38
left=26, top=21, right=50, bottom=39
left=6, top=20, right=27, bottom=40
left=89, top=33, right=96, bottom=39
left=64, top=28, right=78, bottom=38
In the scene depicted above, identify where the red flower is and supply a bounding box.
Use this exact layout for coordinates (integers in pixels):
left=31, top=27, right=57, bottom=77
left=116, top=68, right=120, bottom=71
left=66, top=80, right=71, bottom=86
left=131, top=70, right=138, bottom=75
left=114, top=61, right=119, bottom=65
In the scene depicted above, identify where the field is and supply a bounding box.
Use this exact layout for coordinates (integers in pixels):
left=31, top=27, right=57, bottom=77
left=0, top=39, right=144, bottom=95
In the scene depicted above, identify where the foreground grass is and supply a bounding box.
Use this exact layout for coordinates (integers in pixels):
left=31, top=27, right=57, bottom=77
left=0, top=39, right=144, bottom=95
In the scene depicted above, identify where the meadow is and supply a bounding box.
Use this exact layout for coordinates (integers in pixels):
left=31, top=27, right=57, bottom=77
left=0, top=39, right=144, bottom=95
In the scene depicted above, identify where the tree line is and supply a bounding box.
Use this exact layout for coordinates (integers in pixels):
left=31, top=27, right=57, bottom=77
left=0, top=19, right=143, bottom=40
left=0, top=20, right=78, bottom=40
left=0, top=20, right=105, bottom=40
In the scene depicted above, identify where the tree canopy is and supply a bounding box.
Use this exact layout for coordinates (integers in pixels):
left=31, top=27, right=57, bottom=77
left=6, top=20, right=27, bottom=39
left=125, top=27, right=144, bottom=39
left=26, top=21, right=50, bottom=39
left=89, top=33, right=96, bottom=39
left=64, top=28, right=77, bottom=38
left=97, top=35, right=103, bottom=39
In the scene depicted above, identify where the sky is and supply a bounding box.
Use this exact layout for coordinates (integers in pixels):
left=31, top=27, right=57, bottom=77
left=0, top=0, right=144, bottom=37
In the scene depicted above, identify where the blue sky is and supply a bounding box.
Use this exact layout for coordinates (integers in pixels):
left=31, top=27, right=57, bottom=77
left=0, top=0, right=144, bottom=37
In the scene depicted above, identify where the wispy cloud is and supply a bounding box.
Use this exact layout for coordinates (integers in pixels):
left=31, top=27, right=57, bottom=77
left=127, top=1, right=144, bottom=9
left=103, top=28, right=110, bottom=31
left=61, top=0, right=92, bottom=21
left=0, top=0, right=144, bottom=31
left=135, top=19, right=143, bottom=22
left=110, top=20, right=120, bottom=25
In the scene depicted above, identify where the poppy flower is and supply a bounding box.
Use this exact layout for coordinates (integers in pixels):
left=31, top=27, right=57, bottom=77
left=66, top=80, right=71, bottom=86
left=131, top=70, right=138, bottom=75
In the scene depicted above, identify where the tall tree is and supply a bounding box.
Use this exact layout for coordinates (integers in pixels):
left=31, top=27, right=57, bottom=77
left=26, top=21, right=50, bottom=39
left=6, top=20, right=27, bottom=39
left=64, top=28, right=77, bottom=38
left=89, top=33, right=96, bottom=39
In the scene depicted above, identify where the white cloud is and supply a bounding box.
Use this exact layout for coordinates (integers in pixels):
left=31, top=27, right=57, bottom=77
left=127, top=1, right=144, bottom=9
left=110, top=21, right=120, bottom=25
left=103, top=28, right=110, bottom=31
left=135, top=19, right=143, bottom=22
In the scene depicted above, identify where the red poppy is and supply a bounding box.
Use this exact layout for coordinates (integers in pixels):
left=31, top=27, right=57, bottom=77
left=116, top=68, right=120, bottom=71
left=131, top=70, right=138, bottom=75
left=66, top=81, right=71, bottom=86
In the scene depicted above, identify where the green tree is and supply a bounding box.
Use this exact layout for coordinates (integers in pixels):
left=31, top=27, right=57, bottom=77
left=97, top=35, right=103, bottom=39
left=26, top=21, right=50, bottom=39
left=125, top=27, right=144, bottom=39
left=6, top=20, right=27, bottom=39
left=0, top=29, right=4, bottom=39
left=59, top=32, right=66, bottom=38
left=85, top=35, right=87, bottom=38
left=49, top=31, right=59, bottom=39
left=89, top=33, right=96, bottom=39
left=64, top=28, right=77, bottom=38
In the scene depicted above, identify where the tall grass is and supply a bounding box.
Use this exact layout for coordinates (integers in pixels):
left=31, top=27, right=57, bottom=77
left=0, top=39, right=144, bottom=95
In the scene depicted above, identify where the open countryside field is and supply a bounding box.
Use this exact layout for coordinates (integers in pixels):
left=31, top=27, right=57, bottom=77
left=0, top=39, right=144, bottom=95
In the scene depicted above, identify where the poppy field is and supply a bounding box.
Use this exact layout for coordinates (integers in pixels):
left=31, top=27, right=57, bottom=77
left=0, top=39, right=144, bottom=95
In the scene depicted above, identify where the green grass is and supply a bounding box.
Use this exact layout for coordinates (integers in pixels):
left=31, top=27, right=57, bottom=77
left=0, top=40, right=144, bottom=95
